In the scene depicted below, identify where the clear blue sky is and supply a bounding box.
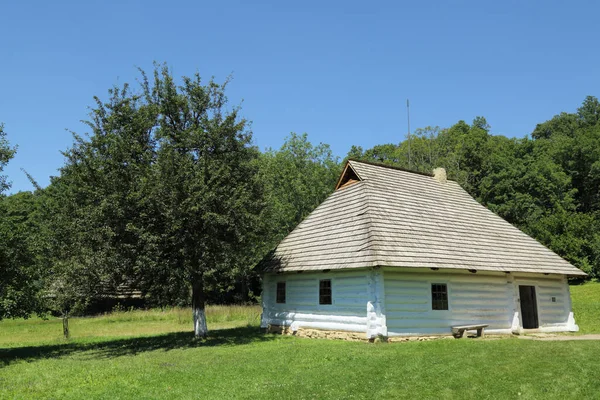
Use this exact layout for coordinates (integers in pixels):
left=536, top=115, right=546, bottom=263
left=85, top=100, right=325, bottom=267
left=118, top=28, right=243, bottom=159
left=1, top=0, right=598, bottom=193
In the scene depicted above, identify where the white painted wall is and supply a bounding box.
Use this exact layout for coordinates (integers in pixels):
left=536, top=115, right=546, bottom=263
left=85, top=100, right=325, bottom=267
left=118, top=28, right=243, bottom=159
left=385, top=269, right=514, bottom=336
left=384, top=269, right=577, bottom=336
left=261, top=267, right=579, bottom=339
left=261, top=270, right=371, bottom=333
left=512, top=275, right=578, bottom=333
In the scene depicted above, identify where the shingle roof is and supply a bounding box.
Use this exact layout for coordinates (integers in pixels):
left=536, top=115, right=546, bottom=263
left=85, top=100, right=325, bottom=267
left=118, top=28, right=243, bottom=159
left=262, top=160, right=587, bottom=276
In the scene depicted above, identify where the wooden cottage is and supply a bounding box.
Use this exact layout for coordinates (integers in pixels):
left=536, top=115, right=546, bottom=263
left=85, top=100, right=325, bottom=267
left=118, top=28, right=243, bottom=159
left=260, top=160, right=586, bottom=339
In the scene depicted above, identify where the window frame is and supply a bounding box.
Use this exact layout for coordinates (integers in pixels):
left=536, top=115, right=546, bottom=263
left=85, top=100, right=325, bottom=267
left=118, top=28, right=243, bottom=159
left=319, top=279, right=332, bottom=305
left=431, top=283, right=449, bottom=311
left=276, top=281, right=286, bottom=304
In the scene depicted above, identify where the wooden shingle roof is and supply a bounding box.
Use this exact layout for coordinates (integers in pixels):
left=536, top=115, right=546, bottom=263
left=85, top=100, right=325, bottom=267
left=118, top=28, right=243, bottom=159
left=262, top=160, right=586, bottom=276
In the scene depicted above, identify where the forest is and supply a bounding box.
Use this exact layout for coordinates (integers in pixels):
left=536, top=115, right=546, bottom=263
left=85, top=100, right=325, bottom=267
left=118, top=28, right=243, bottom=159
left=1, top=65, right=599, bottom=336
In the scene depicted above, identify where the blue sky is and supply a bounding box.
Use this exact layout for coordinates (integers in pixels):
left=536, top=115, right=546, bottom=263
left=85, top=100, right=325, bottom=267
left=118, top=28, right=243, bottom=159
left=1, top=0, right=598, bottom=193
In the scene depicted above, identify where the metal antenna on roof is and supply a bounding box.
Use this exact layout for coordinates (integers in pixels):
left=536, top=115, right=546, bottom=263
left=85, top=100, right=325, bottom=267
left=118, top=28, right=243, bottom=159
left=407, top=99, right=412, bottom=169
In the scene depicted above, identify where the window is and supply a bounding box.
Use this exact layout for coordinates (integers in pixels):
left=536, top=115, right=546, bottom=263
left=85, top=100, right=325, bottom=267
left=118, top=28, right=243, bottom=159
left=319, top=279, right=332, bottom=305
left=431, top=283, right=448, bottom=310
left=276, top=282, right=286, bottom=304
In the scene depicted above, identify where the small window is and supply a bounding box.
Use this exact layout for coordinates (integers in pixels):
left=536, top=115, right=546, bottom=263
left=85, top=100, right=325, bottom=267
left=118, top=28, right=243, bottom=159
left=431, top=283, right=448, bottom=310
left=551, top=296, right=556, bottom=303
left=319, top=279, right=332, bottom=305
left=276, top=282, right=286, bottom=304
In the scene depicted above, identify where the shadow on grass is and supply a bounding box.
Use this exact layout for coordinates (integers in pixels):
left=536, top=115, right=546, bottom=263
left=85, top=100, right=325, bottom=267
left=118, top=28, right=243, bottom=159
left=0, top=325, right=276, bottom=367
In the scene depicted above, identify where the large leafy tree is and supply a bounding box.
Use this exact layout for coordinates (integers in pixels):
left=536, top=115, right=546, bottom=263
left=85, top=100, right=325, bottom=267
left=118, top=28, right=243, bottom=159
left=0, top=191, right=47, bottom=320
left=479, top=137, right=577, bottom=226
left=0, top=125, right=46, bottom=320
left=532, top=96, right=600, bottom=214
left=526, top=96, right=600, bottom=276
left=42, top=85, right=158, bottom=336
left=50, top=66, right=265, bottom=337
left=142, top=66, right=265, bottom=337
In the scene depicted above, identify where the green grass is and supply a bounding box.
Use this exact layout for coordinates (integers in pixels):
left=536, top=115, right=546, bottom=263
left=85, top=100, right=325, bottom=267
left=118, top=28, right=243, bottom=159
left=0, top=305, right=262, bottom=348
left=570, top=280, right=600, bottom=334
left=1, top=330, right=600, bottom=399
left=0, top=287, right=599, bottom=399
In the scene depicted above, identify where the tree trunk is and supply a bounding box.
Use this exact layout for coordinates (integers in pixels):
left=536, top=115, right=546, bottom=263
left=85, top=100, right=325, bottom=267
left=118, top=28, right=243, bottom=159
left=241, top=273, right=248, bottom=303
left=192, top=277, right=208, bottom=338
left=62, top=312, right=70, bottom=339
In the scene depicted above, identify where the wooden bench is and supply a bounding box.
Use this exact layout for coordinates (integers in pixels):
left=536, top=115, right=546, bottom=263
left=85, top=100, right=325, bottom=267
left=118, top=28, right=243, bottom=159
left=452, top=324, right=489, bottom=338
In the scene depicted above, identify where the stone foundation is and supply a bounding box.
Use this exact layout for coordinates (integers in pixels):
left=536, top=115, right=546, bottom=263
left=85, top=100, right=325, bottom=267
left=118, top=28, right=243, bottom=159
left=387, top=335, right=454, bottom=343
left=266, top=325, right=367, bottom=341
left=266, top=325, right=476, bottom=343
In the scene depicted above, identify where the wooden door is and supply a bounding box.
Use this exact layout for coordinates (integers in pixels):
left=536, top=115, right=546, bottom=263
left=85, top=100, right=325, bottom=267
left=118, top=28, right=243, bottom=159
left=519, top=285, right=539, bottom=329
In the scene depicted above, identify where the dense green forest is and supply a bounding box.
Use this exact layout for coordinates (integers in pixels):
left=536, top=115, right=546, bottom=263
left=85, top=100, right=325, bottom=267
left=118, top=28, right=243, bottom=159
left=0, top=66, right=598, bottom=336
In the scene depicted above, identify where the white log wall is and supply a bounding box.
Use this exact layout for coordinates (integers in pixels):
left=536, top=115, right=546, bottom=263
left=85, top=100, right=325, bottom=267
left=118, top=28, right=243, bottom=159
left=513, top=275, right=578, bottom=332
left=261, top=268, right=578, bottom=338
left=385, top=270, right=514, bottom=336
left=261, top=270, right=371, bottom=333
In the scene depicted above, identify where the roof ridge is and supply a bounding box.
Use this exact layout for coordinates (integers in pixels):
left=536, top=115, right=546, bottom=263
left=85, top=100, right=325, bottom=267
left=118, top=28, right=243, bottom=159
left=347, top=158, right=435, bottom=178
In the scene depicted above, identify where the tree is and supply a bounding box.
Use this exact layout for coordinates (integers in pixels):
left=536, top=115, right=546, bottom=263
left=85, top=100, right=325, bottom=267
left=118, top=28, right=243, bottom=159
left=434, top=118, right=491, bottom=197
left=0, top=191, right=46, bottom=320
left=0, top=125, right=46, bottom=320
left=46, top=66, right=267, bottom=338
left=141, top=66, right=265, bottom=337
left=42, top=83, right=159, bottom=337
left=531, top=97, right=600, bottom=213
left=577, top=96, right=600, bottom=127
left=0, top=123, right=16, bottom=194
left=348, top=118, right=491, bottom=197
left=259, top=133, right=340, bottom=244
left=346, top=145, right=364, bottom=160
left=397, top=126, right=443, bottom=173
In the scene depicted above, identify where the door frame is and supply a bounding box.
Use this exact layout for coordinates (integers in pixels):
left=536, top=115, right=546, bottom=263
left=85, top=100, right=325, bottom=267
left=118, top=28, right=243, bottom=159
left=517, top=284, right=540, bottom=330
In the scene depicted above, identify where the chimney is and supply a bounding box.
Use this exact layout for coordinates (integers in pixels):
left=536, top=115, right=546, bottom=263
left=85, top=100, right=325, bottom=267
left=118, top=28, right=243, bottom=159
left=433, top=168, right=447, bottom=184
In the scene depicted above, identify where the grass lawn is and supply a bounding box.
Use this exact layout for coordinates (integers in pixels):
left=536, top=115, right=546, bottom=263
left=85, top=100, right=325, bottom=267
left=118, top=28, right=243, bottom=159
left=0, top=305, right=262, bottom=348
left=570, top=280, right=600, bottom=334
left=0, top=284, right=599, bottom=399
